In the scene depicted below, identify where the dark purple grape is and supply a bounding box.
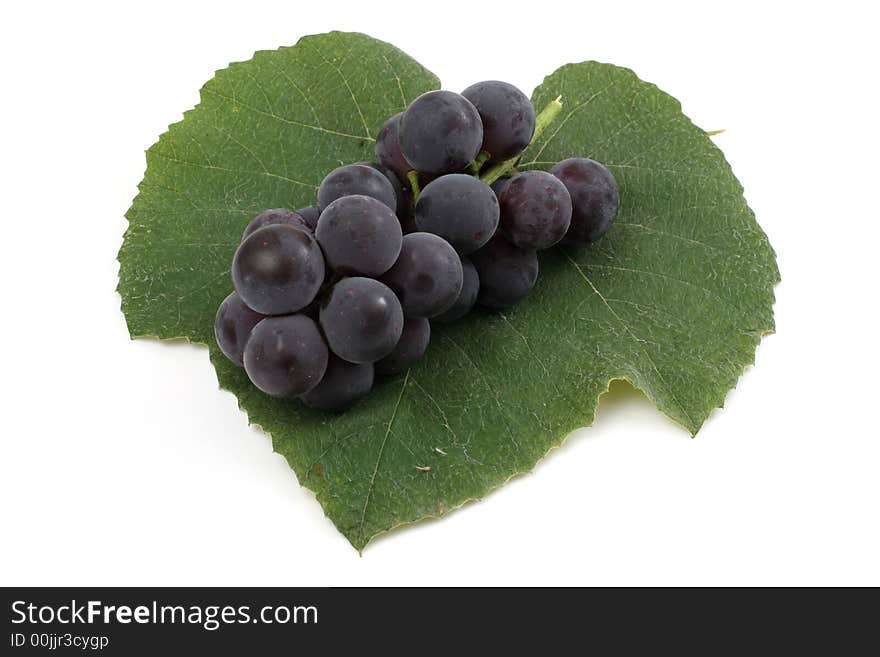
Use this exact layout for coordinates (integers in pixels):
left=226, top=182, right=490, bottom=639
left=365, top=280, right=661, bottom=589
left=243, top=314, right=328, bottom=397
left=358, top=161, right=408, bottom=222
left=399, top=90, right=483, bottom=175
left=232, top=224, right=325, bottom=315
left=374, top=113, right=411, bottom=182
left=415, top=174, right=499, bottom=255
left=214, top=291, right=266, bottom=366
left=461, top=81, right=535, bottom=161
left=381, top=232, right=463, bottom=318
left=375, top=317, right=430, bottom=376
left=317, top=163, right=397, bottom=212
left=320, top=277, right=404, bottom=364
left=490, top=177, right=511, bottom=199
left=375, top=163, right=405, bottom=211
left=499, top=170, right=572, bottom=250
left=241, top=208, right=308, bottom=241
left=432, top=256, right=479, bottom=323
left=295, top=205, right=321, bottom=231
left=471, top=235, right=539, bottom=309
left=300, top=355, right=374, bottom=412
left=550, top=158, right=620, bottom=244
left=316, top=195, right=402, bottom=277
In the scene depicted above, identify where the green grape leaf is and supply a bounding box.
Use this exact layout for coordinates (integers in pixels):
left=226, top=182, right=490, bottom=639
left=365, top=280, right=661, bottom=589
left=118, top=32, right=779, bottom=551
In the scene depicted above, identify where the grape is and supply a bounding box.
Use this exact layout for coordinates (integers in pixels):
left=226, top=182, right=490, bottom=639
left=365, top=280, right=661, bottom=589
left=358, top=161, right=408, bottom=221
left=499, top=170, right=572, bottom=250
left=461, top=81, right=535, bottom=161
left=232, top=224, right=325, bottom=315
left=214, top=291, right=266, bottom=366
left=374, top=163, right=406, bottom=212
left=381, top=232, right=463, bottom=318
left=471, top=235, right=539, bottom=309
left=490, top=177, right=511, bottom=199
left=433, top=256, right=479, bottom=323
left=316, top=195, right=402, bottom=277
left=241, top=208, right=308, bottom=241
left=374, top=113, right=411, bottom=182
left=317, top=163, right=397, bottom=212
left=398, top=90, right=483, bottom=175
left=243, top=314, right=328, bottom=397
left=550, top=158, right=620, bottom=244
left=320, top=277, right=404, bottom=363
left=300, top=355, right=374, bottom=412
left=295, top=205, right=321, bottom=231
left=375, top=317, right=430, bottom=376
left=356, top=161, right=417, bottom=234
left=415, top=174, right=499, bottom=254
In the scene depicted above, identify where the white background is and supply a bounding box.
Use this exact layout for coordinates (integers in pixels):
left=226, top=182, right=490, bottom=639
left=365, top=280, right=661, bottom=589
left=1, top=0, right=878, bottom=586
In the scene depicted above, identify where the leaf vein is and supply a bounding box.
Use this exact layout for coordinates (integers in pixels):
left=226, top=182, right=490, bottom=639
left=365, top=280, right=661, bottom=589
left=442, top=334, right=522, bottom=451
left=358, top=370, right=409, bottom=544
left=201, top=87, right=374, bottom=142
left=562, top=250, right=696, bottom=429
left=149, top=151, right=319, bottom=190
left=306, top=41, right=372, bottom=138
left=526, top=80, right=619, bottom=163
left=582, top=262, right=724, bottom=303
left=615, top=222, right=721, bottom=252
left=410, top=376, right=482, bottom=465
left=379, top=52, right=408, bottom=109
left=264, top=56, right=324, bottom=127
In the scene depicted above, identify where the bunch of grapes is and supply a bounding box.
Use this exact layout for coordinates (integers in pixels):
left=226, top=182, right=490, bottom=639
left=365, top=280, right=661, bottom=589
left=215, top=81, right=619, bottom=411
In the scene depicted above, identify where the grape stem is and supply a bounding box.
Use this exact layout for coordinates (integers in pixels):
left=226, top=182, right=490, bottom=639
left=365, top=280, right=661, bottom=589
left=407, top=170, right=421, bottom=202
left=468, top=150, right=491, bottom=175
left=480, top=95, right=563, bottom=185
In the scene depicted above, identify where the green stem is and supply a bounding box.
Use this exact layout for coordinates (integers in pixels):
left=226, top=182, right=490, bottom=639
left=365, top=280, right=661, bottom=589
left=469, top=150, right=491, bottom=175
left=407, top=170, right=421, bottom=202
left=480, top=96, right=563, bottom=185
